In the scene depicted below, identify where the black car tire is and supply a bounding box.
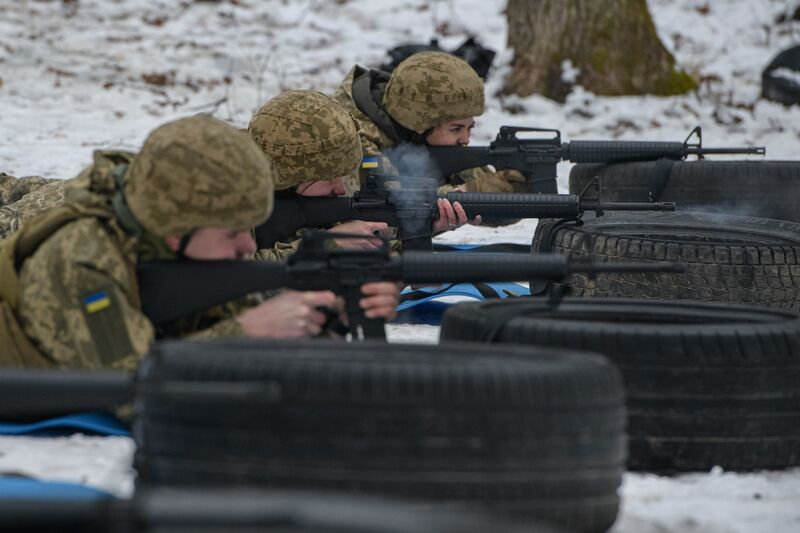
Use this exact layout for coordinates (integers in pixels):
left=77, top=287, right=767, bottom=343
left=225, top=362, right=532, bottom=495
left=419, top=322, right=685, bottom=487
left=133, top=338, right=624, bottom=533
left=532, top=211, right=800, bottom=310
left=440, top=297, right=800, bottom=472
left=569, top=160, right=800, bottom=222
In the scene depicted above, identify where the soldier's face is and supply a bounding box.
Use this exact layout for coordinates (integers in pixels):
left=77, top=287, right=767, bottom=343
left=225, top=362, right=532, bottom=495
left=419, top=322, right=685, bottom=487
left=166, top=228, right=256, bottom=260
left=425, top=118, right=475, bottom=146
left=296, top=176, right=347, bottom=197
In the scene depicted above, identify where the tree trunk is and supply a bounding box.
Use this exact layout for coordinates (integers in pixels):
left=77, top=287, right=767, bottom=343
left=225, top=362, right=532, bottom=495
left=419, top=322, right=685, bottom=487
left=503, top=0, right=697, bottom=101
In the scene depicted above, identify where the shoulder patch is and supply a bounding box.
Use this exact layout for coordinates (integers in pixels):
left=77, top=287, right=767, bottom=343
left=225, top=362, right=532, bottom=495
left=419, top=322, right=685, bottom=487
left=80, top=286, right=135, bottom=366
left=83, top=290, right=111, bottom=313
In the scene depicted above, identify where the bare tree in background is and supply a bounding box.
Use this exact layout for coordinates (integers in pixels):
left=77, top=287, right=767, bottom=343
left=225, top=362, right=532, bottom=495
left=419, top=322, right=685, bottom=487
left=503, top=0, right=697, bottom=101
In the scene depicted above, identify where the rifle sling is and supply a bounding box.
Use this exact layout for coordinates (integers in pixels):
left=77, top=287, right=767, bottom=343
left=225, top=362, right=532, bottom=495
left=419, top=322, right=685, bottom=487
left=352, top=72, right=402, bottom=142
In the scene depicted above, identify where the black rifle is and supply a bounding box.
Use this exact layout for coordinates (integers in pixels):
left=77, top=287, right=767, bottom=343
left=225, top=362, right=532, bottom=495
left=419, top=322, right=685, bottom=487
left=255, top=174, right=675, bottom=251
left=140, top=232, right=682, bottom=341
left=421, top=126, right=766, bottom=194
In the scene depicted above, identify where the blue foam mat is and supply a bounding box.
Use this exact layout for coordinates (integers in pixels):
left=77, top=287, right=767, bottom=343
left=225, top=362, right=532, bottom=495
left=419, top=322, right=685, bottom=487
left=0, top=412, right=129, bottom=437
left=433, top=243, right=530, bottom=253
left=0, top=477, right=113, bottom=500
left=396, top=282, right=529, bottom=325
left=398, top=282, right=529, bottom=311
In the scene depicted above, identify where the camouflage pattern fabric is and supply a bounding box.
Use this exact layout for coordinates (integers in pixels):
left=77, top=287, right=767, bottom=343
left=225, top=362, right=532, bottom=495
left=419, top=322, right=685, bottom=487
left=17, top=215, right=152, bottom=370
left=126, top=115, right=276, bottom=237
left=14, top=117, right=277, bottom=370
left=0, top=173, right=12, bottom=205
left=254, top=235, right=304, bottom=262
left=0, top=173, right=57, bottom=206
left=255, top=228, right=402, bottom=262
left=462, top=167, right=527, bottom=193
left=383, top=52, right=485, bottom=134
left=0, top=178, right=83, bottom=240
left=248, top=90, right=362, bottom=190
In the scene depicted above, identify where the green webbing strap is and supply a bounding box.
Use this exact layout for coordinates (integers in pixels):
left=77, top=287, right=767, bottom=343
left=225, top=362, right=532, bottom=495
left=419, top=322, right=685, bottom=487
left=110, top=163, right=145, bottom=239
left=352, top=68, right=426, bottom=146
left=352, top=70, right=403, bottom=143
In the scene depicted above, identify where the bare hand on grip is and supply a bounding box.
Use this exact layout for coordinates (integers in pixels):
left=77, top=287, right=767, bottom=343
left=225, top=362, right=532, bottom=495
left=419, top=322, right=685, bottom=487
left=329, top=220, right=390, bottom=249
left=237, top=290, right=338, bottom=338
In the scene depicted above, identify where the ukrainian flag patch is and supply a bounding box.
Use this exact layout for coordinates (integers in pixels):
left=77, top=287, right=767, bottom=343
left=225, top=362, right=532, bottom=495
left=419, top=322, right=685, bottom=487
left=83, top=291, right=111, bottom=314
left=361, top=156, right=379, bottom=169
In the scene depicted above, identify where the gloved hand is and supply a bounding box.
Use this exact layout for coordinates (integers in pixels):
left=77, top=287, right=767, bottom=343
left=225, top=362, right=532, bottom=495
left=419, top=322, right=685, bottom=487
left=464, top=168, right=527, bottom=193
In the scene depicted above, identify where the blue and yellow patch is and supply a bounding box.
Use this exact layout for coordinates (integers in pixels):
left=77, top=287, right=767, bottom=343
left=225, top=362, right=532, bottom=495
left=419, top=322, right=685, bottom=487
left=83, top=291, right=111, bottom=314
left=361, top=156, right=380, bottom=169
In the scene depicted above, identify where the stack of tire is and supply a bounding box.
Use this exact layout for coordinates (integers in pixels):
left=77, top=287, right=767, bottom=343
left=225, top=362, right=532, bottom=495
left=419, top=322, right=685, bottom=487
left=439, top=159, right=800, bottom=475
left=133, top=338, right=625, bottom=533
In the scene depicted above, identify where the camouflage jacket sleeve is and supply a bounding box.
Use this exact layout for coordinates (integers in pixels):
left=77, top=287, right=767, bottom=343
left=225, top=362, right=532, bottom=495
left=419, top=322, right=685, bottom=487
left=254, top=236, right=302, bottom=263
left=17, top=218, right=154, bottom=371
left=442, top=166, right=527, bottom=194
left=254, top=229, right=346, bottom=263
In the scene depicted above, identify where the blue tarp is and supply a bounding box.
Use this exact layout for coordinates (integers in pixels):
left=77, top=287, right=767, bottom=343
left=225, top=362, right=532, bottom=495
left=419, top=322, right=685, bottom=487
left=396, top=281, right=530, bottom=324
left=0, top=477, right=113, bottom=500
left=0, top=412, right=129, bottom=437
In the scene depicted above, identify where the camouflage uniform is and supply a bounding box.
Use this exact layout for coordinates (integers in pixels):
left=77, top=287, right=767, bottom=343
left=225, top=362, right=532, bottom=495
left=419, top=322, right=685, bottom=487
left=0, top=173, right=56, bottom=206
left=0, top=177, right=85, bottom=240
left=8, top=116, right=275, bottom=370
left=248, top=90, right=363, bottom=261
left=333, top=52, right=525, bottom=195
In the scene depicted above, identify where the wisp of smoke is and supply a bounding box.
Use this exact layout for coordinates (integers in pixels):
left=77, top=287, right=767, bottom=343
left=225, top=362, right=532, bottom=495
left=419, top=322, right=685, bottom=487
left=384, top=143, right=439, bottom=180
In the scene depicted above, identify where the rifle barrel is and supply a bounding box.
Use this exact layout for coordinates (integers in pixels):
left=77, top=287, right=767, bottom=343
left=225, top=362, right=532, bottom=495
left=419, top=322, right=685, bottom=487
left=447, top=193, right=675, bottom=219
left=686, top=146, right=766, bottom=155
left=399, top=253, right=683, bottom=284
left=446, top=192, right=583, bottom=219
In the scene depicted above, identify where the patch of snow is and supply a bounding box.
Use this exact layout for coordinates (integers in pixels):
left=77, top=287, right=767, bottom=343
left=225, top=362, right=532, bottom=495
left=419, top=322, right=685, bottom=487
left=0, top=435, right=135, bottom=498
left=561, top=59, right=580, bottom=84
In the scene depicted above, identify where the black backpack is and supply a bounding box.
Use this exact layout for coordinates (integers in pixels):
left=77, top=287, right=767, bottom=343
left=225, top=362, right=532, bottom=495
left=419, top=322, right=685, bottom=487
left=379, top=36, right=496, bottom=80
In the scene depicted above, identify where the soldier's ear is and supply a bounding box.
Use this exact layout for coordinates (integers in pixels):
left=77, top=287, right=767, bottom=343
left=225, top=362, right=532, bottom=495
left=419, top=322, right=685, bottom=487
left=164, top=235, right=181, bottom=252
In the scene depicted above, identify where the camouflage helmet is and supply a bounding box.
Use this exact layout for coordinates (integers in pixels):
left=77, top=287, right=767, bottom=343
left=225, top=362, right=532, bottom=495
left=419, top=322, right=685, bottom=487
left=383, top=52, right=485, bottom=134
left=248, top=90, right=362, bottom=190
left=125, top=115, right=275, bottom=237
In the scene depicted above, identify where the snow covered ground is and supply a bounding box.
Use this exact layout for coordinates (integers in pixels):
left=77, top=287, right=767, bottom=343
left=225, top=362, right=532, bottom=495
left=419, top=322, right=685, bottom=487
left=2, top=0, right=800, bottom=531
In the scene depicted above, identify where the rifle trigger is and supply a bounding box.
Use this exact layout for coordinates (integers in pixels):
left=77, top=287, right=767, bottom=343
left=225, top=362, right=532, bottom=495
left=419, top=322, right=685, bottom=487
left=317, top=306, right=350, bottom=336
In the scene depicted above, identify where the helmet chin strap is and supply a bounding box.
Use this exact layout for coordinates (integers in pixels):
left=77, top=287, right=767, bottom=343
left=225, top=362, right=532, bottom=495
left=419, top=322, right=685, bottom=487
left=176, top=230, right=195, bottom=260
